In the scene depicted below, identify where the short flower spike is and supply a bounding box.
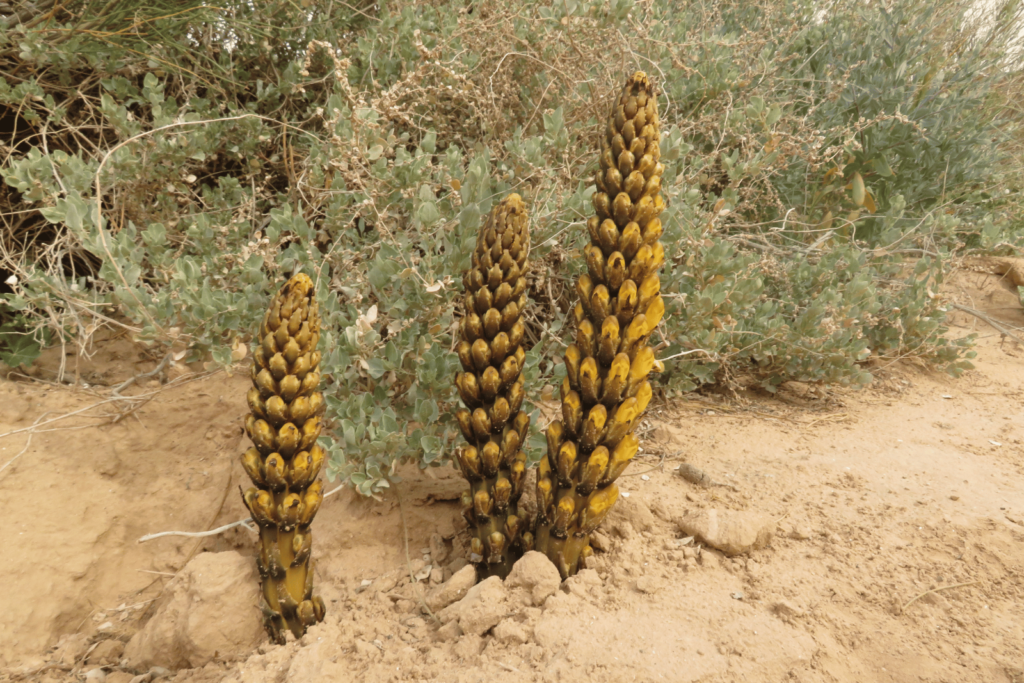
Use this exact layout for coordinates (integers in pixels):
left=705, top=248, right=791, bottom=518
left=241, top=273, right=327, bottom=643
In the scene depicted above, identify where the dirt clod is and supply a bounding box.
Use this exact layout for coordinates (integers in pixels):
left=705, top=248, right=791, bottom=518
left=123, top=552, right=263, bottom=670
left=435, top=620, right=463, bottom=642
left=55, top=633, right=90, bottom=666
left=589, top=530, right=612, bottom=551
left=677, top=509, right=773, bottom=556
left=493, top=618, right=530, bottom=644
left=425, top=564, right=477, bottom=611
left=438, top=575, right=508, bottom=636
left=453, top=633, right=485, bottom=660
left=86, top=639, right=125, bottom=665
left=788, top=524, right=813, bottom=540
left=604, top=495, right=656, bottom=538
left=505, top=550, right=562, bottom=605
left=429, top=533, right=449, bottom=565
left=635, top=575, right=663, bottom=594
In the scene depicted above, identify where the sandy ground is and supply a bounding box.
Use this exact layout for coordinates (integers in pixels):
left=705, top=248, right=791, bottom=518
left=0, top=268, right=1022, bottom=683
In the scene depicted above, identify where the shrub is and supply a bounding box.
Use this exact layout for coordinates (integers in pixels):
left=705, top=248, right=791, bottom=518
left=1, top=0, right=1020, bottom=493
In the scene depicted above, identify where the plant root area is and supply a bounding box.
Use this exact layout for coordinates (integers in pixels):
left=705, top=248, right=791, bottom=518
left=1, top=269, right=1022, bottom=683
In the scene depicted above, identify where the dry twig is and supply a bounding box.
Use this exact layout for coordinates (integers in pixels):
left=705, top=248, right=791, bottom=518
left=0, top=411, right=52, bottom=478
left=137, top=483, right=348, bottom=542
left=950, top=303, right=1024, bottom=347
left=901, top=581, right=977, bottom=614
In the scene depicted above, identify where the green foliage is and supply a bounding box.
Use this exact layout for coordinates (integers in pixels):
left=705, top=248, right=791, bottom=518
left=0, top=314, right=47, bottom=369
left=774, top=1, right=1019, bottom=243
left=1, top=0, right=1019, bottom=494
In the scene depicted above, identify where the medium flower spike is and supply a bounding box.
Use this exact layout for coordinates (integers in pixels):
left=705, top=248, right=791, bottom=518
left=454, top=193, right=532, bottom=579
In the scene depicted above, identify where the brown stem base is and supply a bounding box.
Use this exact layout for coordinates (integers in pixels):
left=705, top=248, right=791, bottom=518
left=533, top=525, right=592, bottom=579
left=254, top=511, right=325, bottom=644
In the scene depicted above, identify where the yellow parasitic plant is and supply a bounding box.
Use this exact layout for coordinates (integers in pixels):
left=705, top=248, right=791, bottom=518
left=453, top=194, right=533, bottom=579
left=240, top=273, right=327, bottom=643
left=533, top=72, right=666, bottom=578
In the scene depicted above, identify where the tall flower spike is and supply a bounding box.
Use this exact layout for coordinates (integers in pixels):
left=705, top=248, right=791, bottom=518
left=241, top=273, right=327, bottom=644
left=454, top=194, right=532, bottom=579
left=534, top=72, right=666, bottom=578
